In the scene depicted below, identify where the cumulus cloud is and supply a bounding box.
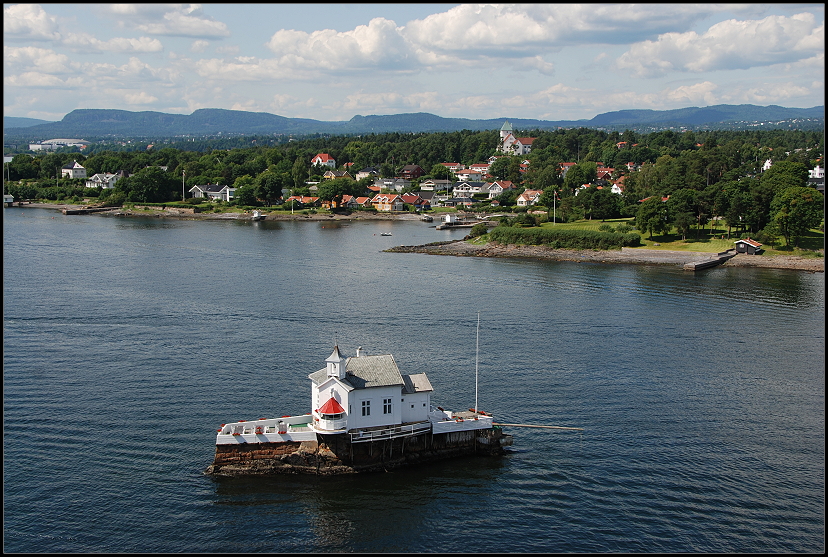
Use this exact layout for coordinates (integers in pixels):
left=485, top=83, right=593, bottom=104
left=266, top=17, right=412, bottom=71
left=111, top=89, right=160, bottom=105
left=4, top=4, right=61, bottom=41
left=5, top=71, right=67, bottom=88
left=4, top=46, right=74, bottom=73
left=617, top=12, right=825, bottom=77
left=190, top=40, right=210, bottom=53
left=256, top=4, right=747, bottom=74
left=109, top=4, right=230, bottom=38
left=401, top=4, right=737, bottom=57
left=62, top=33, right=163, bottom=53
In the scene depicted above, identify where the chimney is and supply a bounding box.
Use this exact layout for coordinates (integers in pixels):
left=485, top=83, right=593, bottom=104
left=356, top=346, right=362, bottom=357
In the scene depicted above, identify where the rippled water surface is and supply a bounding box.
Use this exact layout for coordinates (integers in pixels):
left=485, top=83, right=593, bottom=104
left=3, top=208, right=824, bottom=552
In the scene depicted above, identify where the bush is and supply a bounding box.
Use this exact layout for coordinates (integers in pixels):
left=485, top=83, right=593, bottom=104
left=488, top=226, right=641, bottom=249
left=468, top=223, right=488, bottom=238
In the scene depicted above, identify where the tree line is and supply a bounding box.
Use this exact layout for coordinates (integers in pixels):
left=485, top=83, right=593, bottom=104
left=4, top=126, right=823, bottom=246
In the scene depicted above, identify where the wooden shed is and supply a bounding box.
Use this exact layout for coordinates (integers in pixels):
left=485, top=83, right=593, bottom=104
left=734, top=238, right=763, bottom=255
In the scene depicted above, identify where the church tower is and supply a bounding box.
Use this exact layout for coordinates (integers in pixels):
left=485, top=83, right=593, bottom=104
left=500, top=120, right=513, bottom=140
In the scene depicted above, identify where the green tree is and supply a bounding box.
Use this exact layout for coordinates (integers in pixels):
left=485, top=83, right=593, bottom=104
left=429, top=164, right=454, bottom=180
left=563, top=161, right=597, bottom=195
left=635, top=196, right=668, bottom=239
left=317, top=177, right=358, bottom=206
left=114, top=166, right=177, bottom=203
left=591, top=188, right=622, bottom=221
left=234, top=184, right=259, bottom=206
left=257, top=171, right=288, bottom=205
left=770, top=186, right=824, bottom=247
left=291, top=157, right=308, bottom=189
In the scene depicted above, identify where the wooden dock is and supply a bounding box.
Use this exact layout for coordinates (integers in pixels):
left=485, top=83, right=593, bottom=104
left=684, top=249, right=737, bottom=271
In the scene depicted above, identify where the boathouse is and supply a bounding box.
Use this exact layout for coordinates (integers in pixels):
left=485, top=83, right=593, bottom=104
left=308, top=346, right=433, bottom=433
left=734, top=238, right=763, bottom=255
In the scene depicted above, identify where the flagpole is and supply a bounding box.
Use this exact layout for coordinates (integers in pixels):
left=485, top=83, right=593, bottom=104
left=475, top=311, right=480, bottom=414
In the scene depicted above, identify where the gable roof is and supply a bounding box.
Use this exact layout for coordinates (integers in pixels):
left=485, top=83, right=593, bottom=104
left=312, top=153, right=334, bottom=162
left=402, top=373, right=433, bottom=394
left=310, top=353, right=406, bottom=390
left=734, top=238, right=762, bottom=248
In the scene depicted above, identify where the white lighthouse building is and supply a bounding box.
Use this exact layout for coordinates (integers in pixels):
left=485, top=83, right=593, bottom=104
left=308, top=346, right=433, bottom=432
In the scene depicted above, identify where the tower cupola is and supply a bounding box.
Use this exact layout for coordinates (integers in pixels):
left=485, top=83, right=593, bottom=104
left=326, top=345, right=347, bottom=379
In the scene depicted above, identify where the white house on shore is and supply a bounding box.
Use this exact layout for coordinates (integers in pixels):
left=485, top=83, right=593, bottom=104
left=85, top=172, right=122, bottom=189
left=189, top=184, right=235, bottom=201
left=61, top=160, right=87, bottom=179
left=308, top=346, right=433, bottom=432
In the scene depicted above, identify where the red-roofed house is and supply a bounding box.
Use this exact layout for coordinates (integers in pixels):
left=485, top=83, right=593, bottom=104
left=455, top=168, right=484, bottom=181
left=487, top=180, right=515, bottom=199
left=311, top=153, right=336, bottom=168
left=516, top=189, right=542, bottom=207
left=559, top=162, right=577, bottom=177
left=596, top=167, right=615, bottom=180
left=371, top=193, right=404, bottom=212
left=285, top=195, right=320, bottom=207
left=401, top=193, right=430, bottom=210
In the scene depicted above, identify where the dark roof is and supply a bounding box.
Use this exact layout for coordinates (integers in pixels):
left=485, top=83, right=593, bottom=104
left=309, top=353, right=406, bottom=390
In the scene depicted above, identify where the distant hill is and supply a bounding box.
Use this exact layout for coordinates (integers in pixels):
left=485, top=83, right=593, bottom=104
left=4, top=116, right=58, bottom=128
left=3, top=105, right=823, bottom=140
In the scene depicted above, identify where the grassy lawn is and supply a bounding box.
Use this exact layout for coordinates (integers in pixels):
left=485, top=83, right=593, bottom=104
left=534, top=217, right=824, bottom=257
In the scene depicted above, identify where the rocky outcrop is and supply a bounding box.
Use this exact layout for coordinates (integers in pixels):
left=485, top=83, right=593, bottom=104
left=205, top=428, right=513, bottom=477
left=387, top=240, right=824, bottom=272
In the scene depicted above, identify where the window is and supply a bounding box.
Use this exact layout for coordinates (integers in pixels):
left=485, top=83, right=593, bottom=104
left=383, top=398, right=392, bottom=414
left=361, top=400, right=370, bottom=416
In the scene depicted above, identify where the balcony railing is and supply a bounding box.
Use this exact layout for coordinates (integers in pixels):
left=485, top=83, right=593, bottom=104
left=349, top=422, right=432, bottom=443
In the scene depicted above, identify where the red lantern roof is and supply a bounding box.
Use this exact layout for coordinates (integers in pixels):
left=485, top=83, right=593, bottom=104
left=318, top=397, right=345, bottom=415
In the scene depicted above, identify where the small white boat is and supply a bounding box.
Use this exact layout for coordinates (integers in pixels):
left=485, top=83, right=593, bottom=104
left=252, top=210, right=265, bottom=221
left=380, top=232, right=392, bottom=236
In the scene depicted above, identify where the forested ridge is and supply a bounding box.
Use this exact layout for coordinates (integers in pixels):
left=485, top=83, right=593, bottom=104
left=5, top=126, right=824, bottom=248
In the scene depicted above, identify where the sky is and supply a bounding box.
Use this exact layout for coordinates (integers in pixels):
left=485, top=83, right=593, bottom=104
left=3, top=3, right=825, bottom=123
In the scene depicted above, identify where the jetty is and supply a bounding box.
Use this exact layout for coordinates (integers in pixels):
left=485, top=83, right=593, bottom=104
left=683, top=249, right=737, bottom=271
left=435, top=213, right=498, bottom=230
left=61, top=206, right=117, bottom=215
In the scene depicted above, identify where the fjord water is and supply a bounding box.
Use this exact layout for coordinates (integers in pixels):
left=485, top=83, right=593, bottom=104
left=3, top=208, right=824, bottom=553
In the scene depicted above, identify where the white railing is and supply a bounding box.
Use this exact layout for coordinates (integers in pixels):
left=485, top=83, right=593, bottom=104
left=218, top=415, right=313, bottom=436
left=349, top=422, right=432, bottom=443
left=314, top=417, right=348, bottom=432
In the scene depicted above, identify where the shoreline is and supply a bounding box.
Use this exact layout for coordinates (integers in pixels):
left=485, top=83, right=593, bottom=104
left=12, top=202, right=425, bottom=221
left=13, top=203, right=823, bottom=272
left=387, top=240, right=825, bottom=273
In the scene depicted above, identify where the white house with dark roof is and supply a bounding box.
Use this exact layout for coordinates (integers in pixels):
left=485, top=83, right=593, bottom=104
left=61, top=160, right=87, bottom=179
left=308, top=346, right=433, bottom=432
left=85, top=172, right=121, bottom=189
left=189, top=184, right=235, bottom=201
left=452, top=181, right=487, bottom=198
